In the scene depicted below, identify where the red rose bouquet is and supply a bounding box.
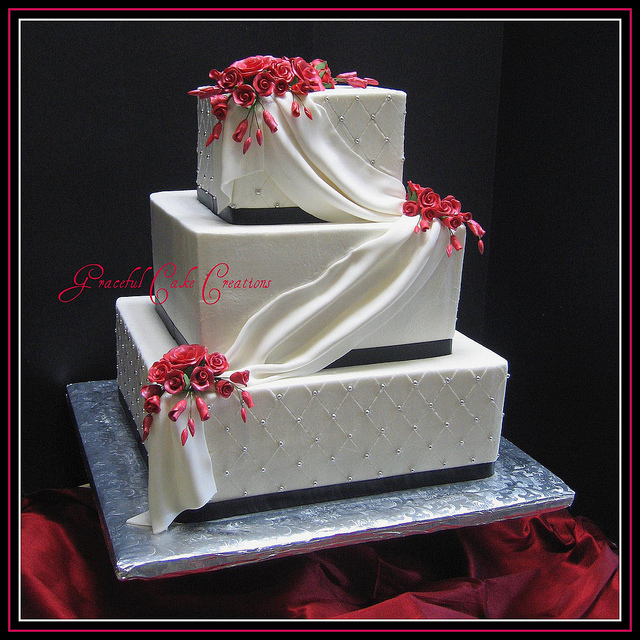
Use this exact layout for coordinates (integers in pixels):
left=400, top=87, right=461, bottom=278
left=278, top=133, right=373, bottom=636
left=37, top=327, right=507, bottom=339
left=141, top=345, right=253, bottom=446
left=189, top=55, right=378, bottom=154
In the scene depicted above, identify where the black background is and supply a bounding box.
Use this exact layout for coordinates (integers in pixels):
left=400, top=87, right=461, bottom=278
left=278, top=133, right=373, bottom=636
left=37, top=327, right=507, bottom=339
left=14, top=10, right=625, bottom=544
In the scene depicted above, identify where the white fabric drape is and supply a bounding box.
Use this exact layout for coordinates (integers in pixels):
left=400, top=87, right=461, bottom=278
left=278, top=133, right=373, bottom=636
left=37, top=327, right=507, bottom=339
left=218, top=93, right=447, bottom=382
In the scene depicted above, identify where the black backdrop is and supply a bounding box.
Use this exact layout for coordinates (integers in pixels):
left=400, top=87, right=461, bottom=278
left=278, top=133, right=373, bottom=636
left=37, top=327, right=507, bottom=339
left=15, top=11, right=625, bottom=543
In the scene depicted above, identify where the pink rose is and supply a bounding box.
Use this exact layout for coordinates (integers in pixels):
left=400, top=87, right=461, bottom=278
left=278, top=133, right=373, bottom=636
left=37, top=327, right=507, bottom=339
left=215, top=379, right=235, bottom=399
left=147, top=359, right=172, bottom=384
left=163, top=369, right=186, bottom=395
left=232, top=83, right=256, bottom=108
left=206, top=352, right=229, bottom=375
left=191, top=365, right=215, bottom=391
left=253, top=71, right=274, bottom=97
left=163, top=344, right=207, bottom=371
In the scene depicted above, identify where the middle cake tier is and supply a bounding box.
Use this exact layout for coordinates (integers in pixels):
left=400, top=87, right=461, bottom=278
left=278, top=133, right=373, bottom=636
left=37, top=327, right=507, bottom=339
left=150, top=190, right=466, bottom=374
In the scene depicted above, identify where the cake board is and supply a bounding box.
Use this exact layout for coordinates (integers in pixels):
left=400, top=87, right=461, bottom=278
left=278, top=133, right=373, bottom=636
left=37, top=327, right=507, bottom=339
left=67, top=380, right=575, bottom=581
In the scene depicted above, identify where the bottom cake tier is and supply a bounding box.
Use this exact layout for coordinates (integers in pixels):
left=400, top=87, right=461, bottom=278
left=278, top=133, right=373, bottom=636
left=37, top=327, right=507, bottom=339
left=116, top=296, right=508, bottom=533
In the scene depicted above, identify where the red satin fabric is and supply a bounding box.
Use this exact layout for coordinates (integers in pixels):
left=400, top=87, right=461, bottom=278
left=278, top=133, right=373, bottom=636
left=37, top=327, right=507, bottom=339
left=19, top=487, right=619, bottom=622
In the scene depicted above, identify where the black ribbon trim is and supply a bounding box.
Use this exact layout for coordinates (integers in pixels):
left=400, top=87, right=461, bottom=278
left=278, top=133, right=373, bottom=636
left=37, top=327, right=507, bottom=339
left=197, top=187, right=326, bottom=225
left=154, top=303, right=452, bottom=366
left=176, top=462, right=495, bottom=523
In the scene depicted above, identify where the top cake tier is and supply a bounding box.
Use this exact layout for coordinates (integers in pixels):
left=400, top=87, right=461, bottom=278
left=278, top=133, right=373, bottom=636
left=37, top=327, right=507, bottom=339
left=191, top=56, right=408, bottom=224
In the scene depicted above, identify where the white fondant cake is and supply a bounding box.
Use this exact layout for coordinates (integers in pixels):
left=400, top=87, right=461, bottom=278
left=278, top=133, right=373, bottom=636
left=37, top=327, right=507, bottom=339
left=115, top=56, right=499, bottom=533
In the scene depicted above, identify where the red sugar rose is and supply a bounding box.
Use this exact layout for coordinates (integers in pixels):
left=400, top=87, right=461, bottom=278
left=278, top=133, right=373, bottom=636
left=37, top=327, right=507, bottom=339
left=163, top=344, right=207, bottom=371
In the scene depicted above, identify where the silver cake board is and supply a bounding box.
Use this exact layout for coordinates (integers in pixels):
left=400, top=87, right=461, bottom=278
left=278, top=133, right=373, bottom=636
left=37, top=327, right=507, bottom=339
left=67, top=380, right=575, bottom=581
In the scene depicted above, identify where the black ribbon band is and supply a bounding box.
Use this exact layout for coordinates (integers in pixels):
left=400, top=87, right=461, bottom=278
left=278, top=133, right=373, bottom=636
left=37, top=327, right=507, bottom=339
left=176, top=461, right=495, bottom=523
left=197, top=187, right=326, bottom=225
left=154, top=303, right=452, bottom=368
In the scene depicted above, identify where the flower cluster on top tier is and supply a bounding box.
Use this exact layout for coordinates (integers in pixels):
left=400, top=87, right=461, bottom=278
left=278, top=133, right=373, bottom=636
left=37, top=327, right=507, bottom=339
left=140, top=344, right=253, bottom=446
left=402, top=182, right=486, bottom=256
left=189, top=55, right=378, bottom=154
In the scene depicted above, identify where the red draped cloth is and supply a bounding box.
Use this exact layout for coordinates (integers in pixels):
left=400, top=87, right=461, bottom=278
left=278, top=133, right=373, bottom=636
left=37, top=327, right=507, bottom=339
left=19, top=487, right=619, bottom=622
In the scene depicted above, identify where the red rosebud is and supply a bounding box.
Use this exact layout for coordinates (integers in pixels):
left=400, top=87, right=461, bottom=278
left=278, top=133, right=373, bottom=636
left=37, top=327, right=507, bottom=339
left=215, top=379, right=235, bottom=399
left=450, top=234, right=463, bottom=252
left=262, top=110, right=278, bottom=133
left=232, top=118, right=249, bottom=142
left=141, top=383, right=163, bottom=399
left=241, top=390, right=254, bottom=408
left=230, top=370, right=250, bottom=386
left=256, top=128, right=263, bottom=146
left=478, top=239, right=485, bottom=254
left=446, top=244, right=453, bottom=258
left=142, top=414, right=153, bottom=442
left=241, top=407, right=247, bottom=423
left=188, top=417, right=195, bottom=437
left=304, top=106, right=312, bottom=120
left=143, top=395, right=162, bottom=415
left=195, top=396, right=210, bottom=421
left=419, top=217, right=430, bottom=232
left=243, top=136, right=252, bottom=154
left=291, top=101, right=300, bottom=118
left=169, top=398, right=187, bottom=422
left=181, top=427, right=189, bottom=446
left=467, top=219, right=486, bottom=238
left=206, top=123, right=223, bottom=147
